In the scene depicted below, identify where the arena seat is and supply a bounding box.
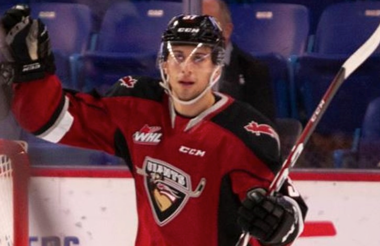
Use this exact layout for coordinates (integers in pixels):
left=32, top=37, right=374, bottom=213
left=294, top=2, right=380, bottom=135
left=229, top=3, right=310, bottom=57
left=361, top=97, right=380, bottom=142
left=259, top=0, right=351, bottom=34
left=253, top=53, right=293, bottom=118
left=229, top=3, right=310, bottom=118
left=334, top=97, right=380, bottom=169
left=78, top=1, right=182, bottom=94
left=293, top=2, right=380, bottom=168
left=313, top=2, right=380, bottom=55
left=29, top=3, right=95, bottom=89
left=275, top=117, right=302, bottom=159
left=356, top=97, right=380, bottom=168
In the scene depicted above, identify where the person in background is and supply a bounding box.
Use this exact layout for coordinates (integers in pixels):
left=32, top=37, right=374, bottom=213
left=1, top=5, right=307, bottom=246
left=203, top=0, right=276, bottom=121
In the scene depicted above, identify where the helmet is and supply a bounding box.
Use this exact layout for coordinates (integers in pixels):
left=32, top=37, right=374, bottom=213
left=159, top=14, right=225, bottom=65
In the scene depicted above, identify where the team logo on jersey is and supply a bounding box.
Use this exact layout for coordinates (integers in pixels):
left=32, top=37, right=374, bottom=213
left=244, top=121, right=280, bottom=146
left=119, top=76, right=137, bottom=88
left=133, top=124, right=163, bottom=145
left=136, top=157, right=206, bottom=226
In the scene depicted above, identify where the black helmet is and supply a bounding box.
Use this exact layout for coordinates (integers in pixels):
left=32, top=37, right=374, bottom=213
left=159, top=14, right=225, bottom=65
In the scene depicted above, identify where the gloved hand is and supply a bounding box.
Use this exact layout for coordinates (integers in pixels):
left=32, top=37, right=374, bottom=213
left=237, top=188, right=299, bottom=246
left=1, top=4, right=55, bottom=82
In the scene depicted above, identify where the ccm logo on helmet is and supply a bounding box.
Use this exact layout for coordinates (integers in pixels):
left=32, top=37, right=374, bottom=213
left=177, top=27, right=200, bottom=33
left=179, top=145, right=205, bottom=157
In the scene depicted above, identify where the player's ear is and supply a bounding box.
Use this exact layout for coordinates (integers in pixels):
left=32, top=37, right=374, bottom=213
left=212, top=65, right=222, bottom=81
left=162, top=61, right=168, bottom=74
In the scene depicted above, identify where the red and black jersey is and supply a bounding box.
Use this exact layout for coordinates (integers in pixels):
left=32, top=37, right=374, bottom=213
left=12, top=75, right=307, bottom=246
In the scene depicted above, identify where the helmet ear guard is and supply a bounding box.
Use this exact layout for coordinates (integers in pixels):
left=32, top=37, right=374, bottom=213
left=211, top=45, right=225, bottom=66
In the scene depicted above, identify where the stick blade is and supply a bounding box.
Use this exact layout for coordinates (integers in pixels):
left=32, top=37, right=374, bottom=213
left=343, top=22, right=380, bottom=79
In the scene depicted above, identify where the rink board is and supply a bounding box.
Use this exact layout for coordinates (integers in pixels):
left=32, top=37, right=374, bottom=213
left=27, top=167, right=380, bottom=246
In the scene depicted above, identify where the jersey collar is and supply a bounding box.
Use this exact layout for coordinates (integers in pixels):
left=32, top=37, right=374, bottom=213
left=168, top=92, right=232, bottom=131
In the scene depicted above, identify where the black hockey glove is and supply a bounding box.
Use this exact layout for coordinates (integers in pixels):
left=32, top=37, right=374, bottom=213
left=1, top=4, right=55, bottom=82
left=237, top=189, right=299, bottom=246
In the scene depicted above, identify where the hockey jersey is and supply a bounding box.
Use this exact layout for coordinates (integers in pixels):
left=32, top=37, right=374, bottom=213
left=12, top=74, right=307, bottom=246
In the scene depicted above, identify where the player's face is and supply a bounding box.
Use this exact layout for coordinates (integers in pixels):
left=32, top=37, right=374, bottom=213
left=164, top=45, right=217, bottom=102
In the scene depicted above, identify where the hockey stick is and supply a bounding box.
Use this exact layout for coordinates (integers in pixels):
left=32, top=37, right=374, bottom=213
left=0, top=63, right=14, bottom=121
left=0, top=24, right=14, bottom=121
left=236, top=21, right=380, bottom=246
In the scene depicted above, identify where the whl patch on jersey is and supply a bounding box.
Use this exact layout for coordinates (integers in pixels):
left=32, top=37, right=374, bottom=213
left=119, top=76, right=137, bottom=88
left=136, top=157, right=206, bottom=226
left=244, top=121, right=280, bottom=146
left=133, top=124, right=163, bottom=145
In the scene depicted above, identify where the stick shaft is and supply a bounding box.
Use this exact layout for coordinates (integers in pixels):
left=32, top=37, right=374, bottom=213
left=269, top=68, right=345, bottom=193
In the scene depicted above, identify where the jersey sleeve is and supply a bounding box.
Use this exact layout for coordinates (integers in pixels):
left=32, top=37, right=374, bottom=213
left=211, top=99, right=282, bottom=199
left=12, top=74, right=121, bottom=154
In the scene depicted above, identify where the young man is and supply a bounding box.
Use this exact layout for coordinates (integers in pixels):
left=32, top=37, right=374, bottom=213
left=1, top=6, right=307, bottom=246
left=202, top=0, right=276, bottom=121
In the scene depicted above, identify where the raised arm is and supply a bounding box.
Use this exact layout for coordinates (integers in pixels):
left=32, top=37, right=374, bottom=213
left=1, top=5, right=119, bottom=154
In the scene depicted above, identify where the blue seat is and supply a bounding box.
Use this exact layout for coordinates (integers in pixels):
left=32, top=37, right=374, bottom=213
left=258, top=0, right=350, bottom=34
left=356, top=97, right=380, bottom=168
left=78, top=1, right=182, bottom=94
left=29, top=3, right=94, bottom=90
left=361, top=97, right=380, bottom=142
left=294, top=2, right=380, bottom=136
left=275, top=118, right=302, bottom=158
left=313, top=2, right=380, bottom=55
left=229, top=3, right=310, bottom=118
left=296, top=55, right=380, bottom=134
left=334, top=97, right=380, bottom=168
left=229, top=3, right=310, bottom=57
left=252, top=53, right=292, bottom=118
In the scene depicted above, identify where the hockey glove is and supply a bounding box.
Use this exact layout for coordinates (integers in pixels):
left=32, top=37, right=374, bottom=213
left=1, top=4, right=55, bottom=82
left=237, top=188, right=299, bottom=246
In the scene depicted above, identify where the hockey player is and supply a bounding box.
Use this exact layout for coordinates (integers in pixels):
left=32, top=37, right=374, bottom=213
left=1, top=5, right=307, bottom=246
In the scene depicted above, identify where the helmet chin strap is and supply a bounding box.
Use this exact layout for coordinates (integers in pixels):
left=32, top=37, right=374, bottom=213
left=159, top=42, right=223, bottom=106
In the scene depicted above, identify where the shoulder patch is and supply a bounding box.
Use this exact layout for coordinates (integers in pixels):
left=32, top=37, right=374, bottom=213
left=244, top=121, right=280, bottom=147
left=105, top=75, right=164, bottom=102
left=119, top=76, right=137, bottom=88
